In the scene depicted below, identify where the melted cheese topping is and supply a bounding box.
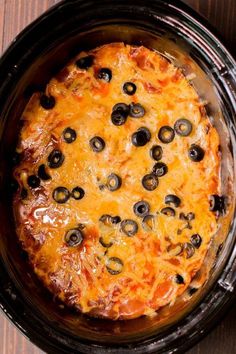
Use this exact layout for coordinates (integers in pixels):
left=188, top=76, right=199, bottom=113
left=13, top=43, right=220, bottom=320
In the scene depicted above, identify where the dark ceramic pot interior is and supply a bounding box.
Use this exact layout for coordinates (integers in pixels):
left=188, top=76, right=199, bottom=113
left=0, top=1, right=235, bottom=353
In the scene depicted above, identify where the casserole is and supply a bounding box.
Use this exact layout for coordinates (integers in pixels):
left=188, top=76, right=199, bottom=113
left=0, top=0, right=235, bottom=353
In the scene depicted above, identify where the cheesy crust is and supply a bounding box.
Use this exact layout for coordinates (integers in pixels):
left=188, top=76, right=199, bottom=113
left=13, top=43, right=221, bottom=320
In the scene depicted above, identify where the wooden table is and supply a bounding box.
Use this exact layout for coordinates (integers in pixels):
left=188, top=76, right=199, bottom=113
left=0, top=1, right=235, bottom=353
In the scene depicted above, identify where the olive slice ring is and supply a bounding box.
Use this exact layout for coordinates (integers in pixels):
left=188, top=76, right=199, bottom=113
left=97, top=68, right=112, bottom=82
left=120, top=219, right=138, bottom=237
left=150, top=145, right=163, bottom=161
left=142, top=173, right=159, bottom=191
left=174, top=118, right=192, bottom=137
left=107, top=173, right=122, bottom=191
left=131, top=127, right=151, bottom=147
left=48, top=149, right=65, bottom=169
left=152, top=162, right=168, bottom=177
left=165, top=194, right=181, bottom=207
left=106, top=257, right=123, bottom=275
left=129, top=103, right=145, bottom=118
left=133, top=200, right=150, bottom=218
left=89, top=136, right=105, bottom=152
left=63, top=127, right=77, bottom=143
left=160, top=207, right=176, bottom=217
left=158, top=126, right=175, bottom=143
left=53, top=186, right=70, bottom=204
left=71, top=186, right=85, bottom=200
left=65, top=228, right=84, bottom=247
left=123, top=82, right=137, bottom=96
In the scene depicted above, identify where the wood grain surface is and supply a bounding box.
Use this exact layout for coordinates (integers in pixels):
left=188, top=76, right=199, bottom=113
left=0, top=1, right=235, bottom=353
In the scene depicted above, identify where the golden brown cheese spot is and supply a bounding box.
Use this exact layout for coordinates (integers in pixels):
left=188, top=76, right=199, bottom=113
left=13, top=43, right=221, bottom=320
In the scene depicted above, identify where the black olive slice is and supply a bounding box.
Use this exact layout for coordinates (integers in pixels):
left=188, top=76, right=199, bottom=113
left=65, top=228, right=84, bottom=247
left=99, top=237, right=113, bottom=248
left=38, top=164, right=51, bottom=181
left=133, top=200, right=150, bottom=218
left=40, top=94, right=56, bottom=110
left=158, top=126, right=175, bottom=143
left=209, top=194, right=225, bottom=213
left=71, top=187, right=85, bottom=200
left=165, top=194, right=181, bottom=207
left=75, top=55, right=94, bottom=69
left=188, top=144, right=205, bottom=162
left=107, top=173, right=122, bottom=191
left=106, top=257, right=123, bottom=275
left=123, top=82, right=137, bottom=95
left=27, top=175, right=40, bottom=189
left=161, top=207, right=176, bottom=217
left=111, top=216, right=121, bottom=224
left=97, top=68, right=112, bottom=82
left=48, top=149, right=65, bottom=168
left=150, top=145, right=163, bottom=161
left=142, top=214, right=156, bottom=231
left=175, top=274, right=185, bottom=284
left=120, top=219, right=138, bottom=237
left=111, top=110, right=127, bottom=126
left=142, top=173, right=158, bottom=191
left=112, top=103, right=130, bottom=115
left=89, top=136, right=105, bottom=152
left=152, top=162, right=168, bottom=177
left=131, top=127, right=151, bottom=147
left=129, top=103, right=145, bottom=118
left=190, top=234, right=202, bottom=249
left=184, top=242, right=195, bottom=258
left=53, top=186, right=70, bottom=204
left=174, top=118, right=192, bottom=136
left=63, top=127, right=77, bottom=143
left=111, top=103, right=129, bottom=125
